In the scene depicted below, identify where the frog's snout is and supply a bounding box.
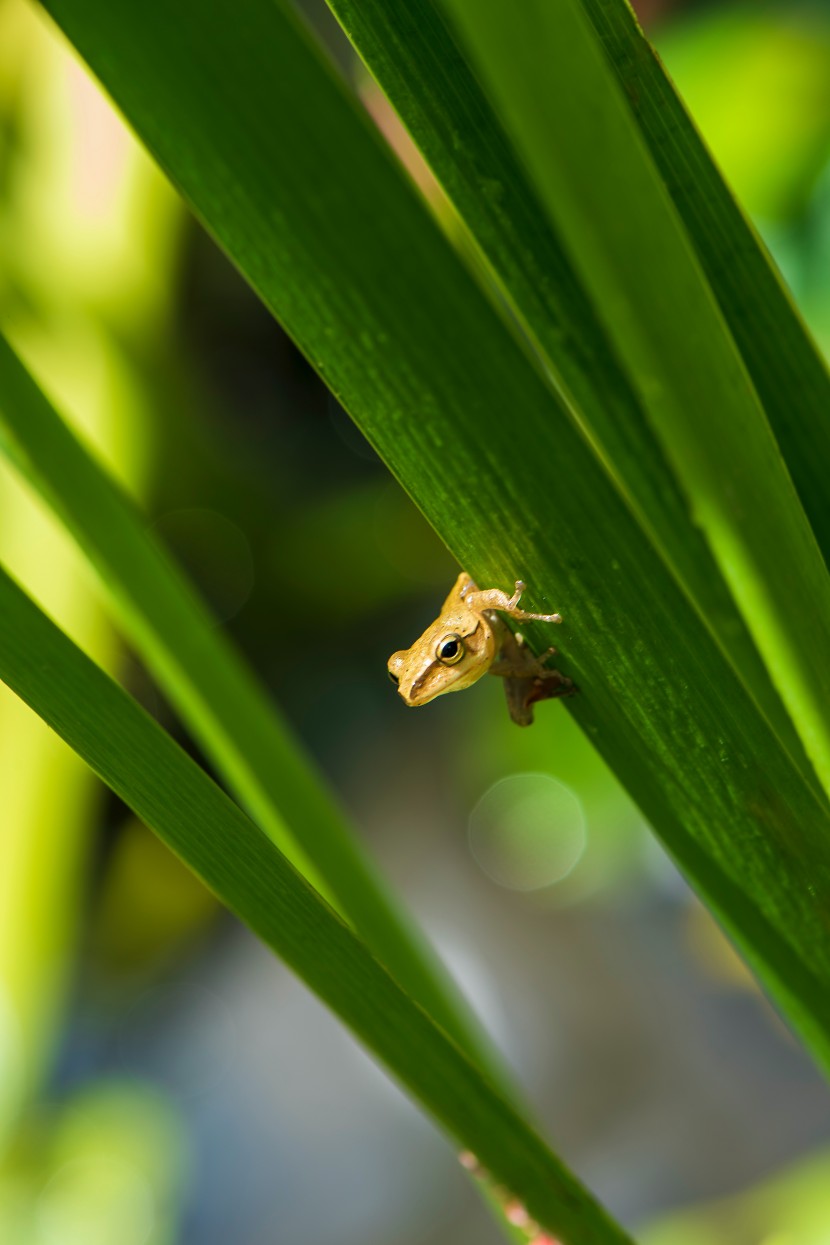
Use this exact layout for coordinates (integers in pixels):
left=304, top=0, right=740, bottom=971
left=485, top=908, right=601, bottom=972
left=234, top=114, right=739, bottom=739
left=387, top=651, right=433, bottom=707
left=387, top=651, right=408, bottom=696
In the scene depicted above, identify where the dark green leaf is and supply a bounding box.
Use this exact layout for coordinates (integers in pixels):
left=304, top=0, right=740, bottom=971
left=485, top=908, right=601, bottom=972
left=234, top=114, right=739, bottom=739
left=324, top=0, right=808, bottom=777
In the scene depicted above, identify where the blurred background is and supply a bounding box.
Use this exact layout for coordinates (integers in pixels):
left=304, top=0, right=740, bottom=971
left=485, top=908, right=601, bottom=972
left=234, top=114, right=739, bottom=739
left=2, top=0, right=830, bottom=1241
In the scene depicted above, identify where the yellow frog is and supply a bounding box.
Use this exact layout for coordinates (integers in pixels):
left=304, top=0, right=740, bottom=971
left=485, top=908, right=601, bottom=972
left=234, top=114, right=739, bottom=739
left=387, top=573, right=573, bottom=726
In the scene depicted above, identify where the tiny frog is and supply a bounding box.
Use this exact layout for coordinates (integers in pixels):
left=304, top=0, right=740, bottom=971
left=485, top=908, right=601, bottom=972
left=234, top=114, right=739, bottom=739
left=387, top=572, right=573, bottom=726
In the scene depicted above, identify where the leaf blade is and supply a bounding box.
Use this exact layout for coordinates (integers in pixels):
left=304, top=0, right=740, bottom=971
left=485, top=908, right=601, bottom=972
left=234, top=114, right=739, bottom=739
left=321, top=0, right=814, bottom=784
left=441, top=0, right=830, bottom=800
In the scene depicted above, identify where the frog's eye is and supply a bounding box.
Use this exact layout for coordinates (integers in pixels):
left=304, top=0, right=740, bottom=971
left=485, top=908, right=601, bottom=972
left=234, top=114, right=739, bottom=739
left=388, top=670, right=400, bottom=686
left=436, top=634, right=465, bottom=665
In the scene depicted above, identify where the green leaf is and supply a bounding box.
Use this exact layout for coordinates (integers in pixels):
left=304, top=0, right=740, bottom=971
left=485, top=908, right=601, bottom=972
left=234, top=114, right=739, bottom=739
left=0, top=561, right=632, bottom=1245
left=441, top=0, right=830, bottom=801
left=319, top=0, right=812, bottom=782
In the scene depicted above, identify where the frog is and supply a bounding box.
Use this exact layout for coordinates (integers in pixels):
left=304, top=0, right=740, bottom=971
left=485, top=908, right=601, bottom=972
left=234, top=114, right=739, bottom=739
left=387, top=572, right=573, bottom=726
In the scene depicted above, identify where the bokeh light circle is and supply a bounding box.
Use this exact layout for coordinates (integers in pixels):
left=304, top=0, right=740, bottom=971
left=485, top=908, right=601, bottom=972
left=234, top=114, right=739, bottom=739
left=36, top=1157, right=154, bottom=1245
left=468, top=773, right=587, bottom=891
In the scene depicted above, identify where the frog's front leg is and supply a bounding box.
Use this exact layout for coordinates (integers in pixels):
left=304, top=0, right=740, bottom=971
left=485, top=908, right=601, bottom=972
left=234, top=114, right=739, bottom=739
left=463, top=579, right=561, bottom=624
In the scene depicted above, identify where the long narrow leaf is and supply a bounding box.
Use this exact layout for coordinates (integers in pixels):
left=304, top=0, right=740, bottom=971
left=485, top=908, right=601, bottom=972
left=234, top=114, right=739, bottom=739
left=0, top=331, right=508, bottom=1090
left=0, top=560, right=633, bottom=1245
left=36, top=0, right=830, bottom=1075
left=320, top=0, right=812, bottom=780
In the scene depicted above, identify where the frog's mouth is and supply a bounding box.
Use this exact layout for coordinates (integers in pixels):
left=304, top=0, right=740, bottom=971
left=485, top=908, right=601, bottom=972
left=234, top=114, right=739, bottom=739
left=387, top=659, right=438, bottom=707
left=393, top=658, right=482, bottom=707
left=399, top=672, right=442, bottom=706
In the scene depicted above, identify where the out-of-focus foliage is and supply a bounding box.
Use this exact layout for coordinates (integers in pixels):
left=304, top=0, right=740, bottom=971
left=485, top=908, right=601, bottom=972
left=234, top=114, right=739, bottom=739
left=642, top=1146, right=830, bottom=1245
left=0, top=1, right=192, bottom=1235
left=0, top=6, right=124, bottom=1139
left=656, top=7, right=830, bottom=360
left=657, top=10, right=830, bottom=224
left=0, top=1082, right=186, bottom=1245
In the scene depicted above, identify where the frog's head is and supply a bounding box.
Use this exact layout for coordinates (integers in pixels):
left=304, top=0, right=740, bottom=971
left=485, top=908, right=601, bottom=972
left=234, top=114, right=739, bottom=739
left=387, top=617, right=494, bottom=707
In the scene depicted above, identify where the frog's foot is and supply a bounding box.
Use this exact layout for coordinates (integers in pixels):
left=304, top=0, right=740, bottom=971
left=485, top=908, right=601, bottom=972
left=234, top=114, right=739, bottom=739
left=502, top=670, right=576, bottom=726
left=507, top=580, right=526, bottom=610
left=532, top=670, right=575, bottom=698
